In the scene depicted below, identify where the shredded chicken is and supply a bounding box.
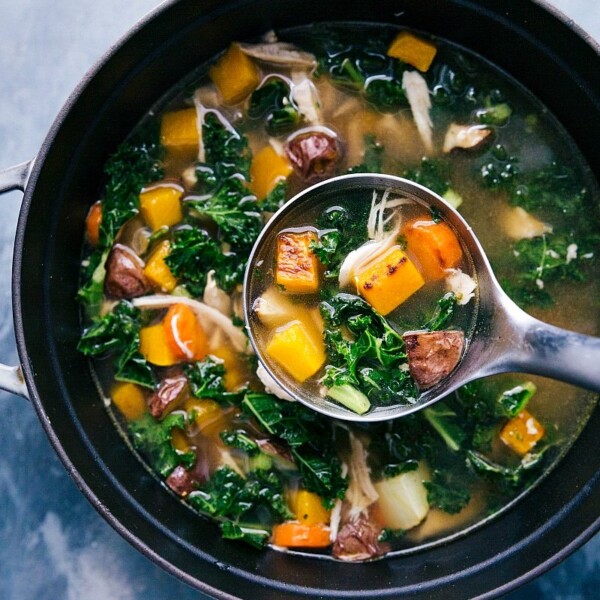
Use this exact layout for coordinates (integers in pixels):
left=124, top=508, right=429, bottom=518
left=345, top=431, right=379, bottom=520
left=291, top=72, right=321, bottom=124
left=132, top=294, right=251, bottom=354
left=202, top=270, right=232, bottom=316
left=501, top=205, right=552, bottom=240
left=192, top=92, right=207, bottom=163
left=338, top=189, right=410, bottom=288
left=402, top=70, right=433, bottom=153
left=445, top=268, right=477, bottom=305
left=256, top=364, right=295, bottom=402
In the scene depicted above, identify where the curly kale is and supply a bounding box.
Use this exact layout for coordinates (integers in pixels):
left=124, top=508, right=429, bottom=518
left=347, top=134, right=384, bottom=174
left=248, top=77, right=301, bottom=136
left=77, top=301, right=154, bottom=388
left=185, top=356, right=245, bottom=404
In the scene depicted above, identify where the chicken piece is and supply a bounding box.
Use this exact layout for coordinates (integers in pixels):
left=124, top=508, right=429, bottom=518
left=443, top=123, right=493, bottom=152
left=402, top=71, right=433, bottom=153
left=402, top=330, right=465, bottom=388
left=104, top=243, right=150, bottom=299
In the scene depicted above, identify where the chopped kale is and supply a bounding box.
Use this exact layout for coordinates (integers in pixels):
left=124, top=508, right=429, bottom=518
left=403, top=157, right=452, bottom=197
left=220, top=429, right=260, bottom=456
left=260, top=180, right=288, bottom=210
left=425, top=471, right=471, bottom=514
left=129, top=412, right=195, bottom=478
left=185, top=356, right=245, bottom=403
left=248, top=77, right=301, bottom=136
left=421, top=292, right=457, bottom=331
left=347, top=134, right=385, bottom=174
left=77, top=300, right=154, bottom=388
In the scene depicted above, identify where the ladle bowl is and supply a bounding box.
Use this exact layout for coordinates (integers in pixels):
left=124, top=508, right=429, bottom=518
left=244, top=173, right=600, bottom=421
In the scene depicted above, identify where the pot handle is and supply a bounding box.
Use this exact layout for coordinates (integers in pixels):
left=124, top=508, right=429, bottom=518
left=0, top=160, right=33, bottom=399
left=0, top=160, right=33, bottom=194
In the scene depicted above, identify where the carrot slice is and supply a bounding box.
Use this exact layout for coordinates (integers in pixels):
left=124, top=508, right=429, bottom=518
left=163, top=303, right=209, bottom=362
left=271, top=522, right=331, bottom=548
left=404, top=217, right=463, bottom=281
left=86, top=201, right=102, bottom=247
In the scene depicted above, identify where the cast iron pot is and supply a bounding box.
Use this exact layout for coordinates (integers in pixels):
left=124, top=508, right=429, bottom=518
left=0, top=1, right=598, bottom=598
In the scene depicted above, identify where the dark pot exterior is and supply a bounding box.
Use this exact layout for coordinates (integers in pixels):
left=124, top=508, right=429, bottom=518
left=11, top=1, right=600, bottom=598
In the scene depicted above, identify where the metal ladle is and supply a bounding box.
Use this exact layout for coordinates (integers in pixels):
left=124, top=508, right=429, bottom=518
left=243, top=173, right=600, bottom=422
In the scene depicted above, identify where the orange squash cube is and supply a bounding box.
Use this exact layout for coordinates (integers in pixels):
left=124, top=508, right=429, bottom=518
left=139, top=184, right=183, bottom=231
left=266, top=321, right=326, bottom=382
left=355, top=247, right=425, bottom=315
left=111, top=382, right=147, bottom=421
left=500, top=409, right=545, bottom=455
left=276, top=230, right=320, bottom=294
left=139, top=322, right=179, bottom=367
left=249, top=145, right=293, bottom=200
left=293, top=490, right=331, bottom=526
left=209, top=43, right=261, bottom=105
left=387, top=31, right=438, bottom=72
left=404, top=218, right=463, bottom=281
left=143, top=240, right=177, bottom=292
left=160, top=108, right=200, bottom=156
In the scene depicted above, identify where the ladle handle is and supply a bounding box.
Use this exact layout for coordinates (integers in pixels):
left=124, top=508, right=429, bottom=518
left=509, top=316, right=600, bottom=393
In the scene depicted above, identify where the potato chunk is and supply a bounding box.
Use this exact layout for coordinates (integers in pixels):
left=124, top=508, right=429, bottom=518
left=276, top=230, right=320, bottom=294
left=355, top=246, right=425, bottom=315
left=266, top=320, right=325, bottom=382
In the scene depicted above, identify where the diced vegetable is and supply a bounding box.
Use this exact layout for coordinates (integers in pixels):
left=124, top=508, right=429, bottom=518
left=143, top=240, right=178, bottom=292
left=139, top=322, right=179, bottom=367
left=276, top=230, right=320, bottom=294
left=388, top=31, right=437, bottom=72
left=404, top=218, right=463, bottom=281
left=210, top=345, right=250, bottom=391
left=111, top=382, right=147, bottom=421
left=163, top=303, right=209, bottom=362
left=355, top=246, right=425, bottom=315
left=500, top=409, right=545, bottom=455
left=184, top=397, right=226, bottom=437
left=266, top=321, right=326, bottom=382
left=249, top=145, right=293, bottom=200
left=209, top=43, right=261, bottom=105
left=85, top=201, right=102, bottom=247
left=139, top=185, right=183, bottom=231
left=271, top=522, right=331, bottom=548
left=253, top=286, right=302, bottom=329
left=171, top=427, right=192, bottom=454
left=292, top=489, right=331, bottom=525
left=374, top=462, right=430, bottom=530
left=160, top=108, right=200, bottom=156
left=326, top=384, right=371, bottom=415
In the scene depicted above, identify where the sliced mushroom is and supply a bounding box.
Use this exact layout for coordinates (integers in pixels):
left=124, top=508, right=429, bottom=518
left=402, top=330, right=465, bottom=389
left=443, top=123, right=493, bottom=153
left=237, top=42, right=317, bottom=69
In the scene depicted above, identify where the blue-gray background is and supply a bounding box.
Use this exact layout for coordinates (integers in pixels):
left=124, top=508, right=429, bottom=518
left=0, top=1, right=598, bottom=598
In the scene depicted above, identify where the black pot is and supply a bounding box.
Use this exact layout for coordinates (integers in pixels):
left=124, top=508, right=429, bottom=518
left=1, top=1, right=598, bottom=598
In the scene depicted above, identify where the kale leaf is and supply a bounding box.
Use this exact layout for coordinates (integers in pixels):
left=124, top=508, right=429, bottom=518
left=248, top=77, right=301, bottom=136
left=347, top=134, right=384, bottom=174
left=421, top=292, right=457, bottom=331
left=77, top=300, right=154, bottom=388
left=320, top=293, right=417, bottom=406
left=185, top=356, right=245, bottom=403
left=425, top=471, right=471, bottom=514
left=129, top=412, right=195, bottom=478
left=165, top=227, right=244, bottom=295
left=403, top=157, right=452, bottom=197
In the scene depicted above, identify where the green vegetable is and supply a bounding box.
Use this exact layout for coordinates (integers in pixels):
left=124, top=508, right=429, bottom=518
left=77, top=301, right=154, bottom=388
left=421, top=292, right=457, bottom=331
left=129, top=412, right=195, bottom=478
left=496, top=382, right=536, bottom=418
left=403, top=157, right=454, bottom=198
left=260, top=180, right=288, bottom=213
left=203, top=112, right=252, bottom=180
left=320, top=293, right=417, bottom=406
left=185, top=357, right=245, bottom=403
left=165, top=227, right=245, bottom=295
left=77, top=249, right=109, bottom=317
left=326, top=384, right=371, bottom=415
left=475, top=100, right=512, bottom=126
left=364, top=77, right=406, bottom=112
left=220, top=429, right=260, bottom=455
left=248, top=77, right=301, bottom=136
left=423, top=403, right=466, bottom=452
left=242, top=392, right=347, bottom=507
left=425, top=472, right=471, bottom=514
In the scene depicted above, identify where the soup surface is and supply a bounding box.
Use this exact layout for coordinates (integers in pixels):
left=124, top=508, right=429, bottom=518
left=78, top=24, right=599, bottom=560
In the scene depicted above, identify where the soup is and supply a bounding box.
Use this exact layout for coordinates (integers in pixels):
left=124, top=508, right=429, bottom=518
left=77, top=24, right=599, bottom=560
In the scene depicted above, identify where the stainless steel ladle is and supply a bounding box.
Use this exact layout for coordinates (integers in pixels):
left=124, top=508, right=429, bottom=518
left=243, top=173, right=600, bottom=422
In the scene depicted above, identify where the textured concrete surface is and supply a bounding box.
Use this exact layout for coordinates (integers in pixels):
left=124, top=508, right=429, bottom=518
left=0, top=1, right=597, bottom=598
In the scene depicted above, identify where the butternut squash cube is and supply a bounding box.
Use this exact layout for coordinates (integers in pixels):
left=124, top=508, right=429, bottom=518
left=249, top=145, right=293, bottom=200
left=139, top=185, right=183, bottom=231
left=111, top=382, right=147, bottom=421
left=184, top=397, right=227, bottom=438
left=160, top=107, right=200, bottom=156
left=387, top=31, right=438, bottom=72
left=171, top=427, right=191, bottom=454
left=355, top=247, right=425, bottom=315
left=209, top=43, right=261, bottom=105
left=266, top=321, right=325, bottom=382
left=500, top=409, right=545, bottom=455
left=404, top=218, right=463, bottom=281
left=143, top=240, right=177, bottom=292
left=210, top=345, right=250, bottom=391
left=139, top=322, right=179, bottom=366
left=276, top=230, right=320, bottom=294
left=293, top=490, right=330, bottom=526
